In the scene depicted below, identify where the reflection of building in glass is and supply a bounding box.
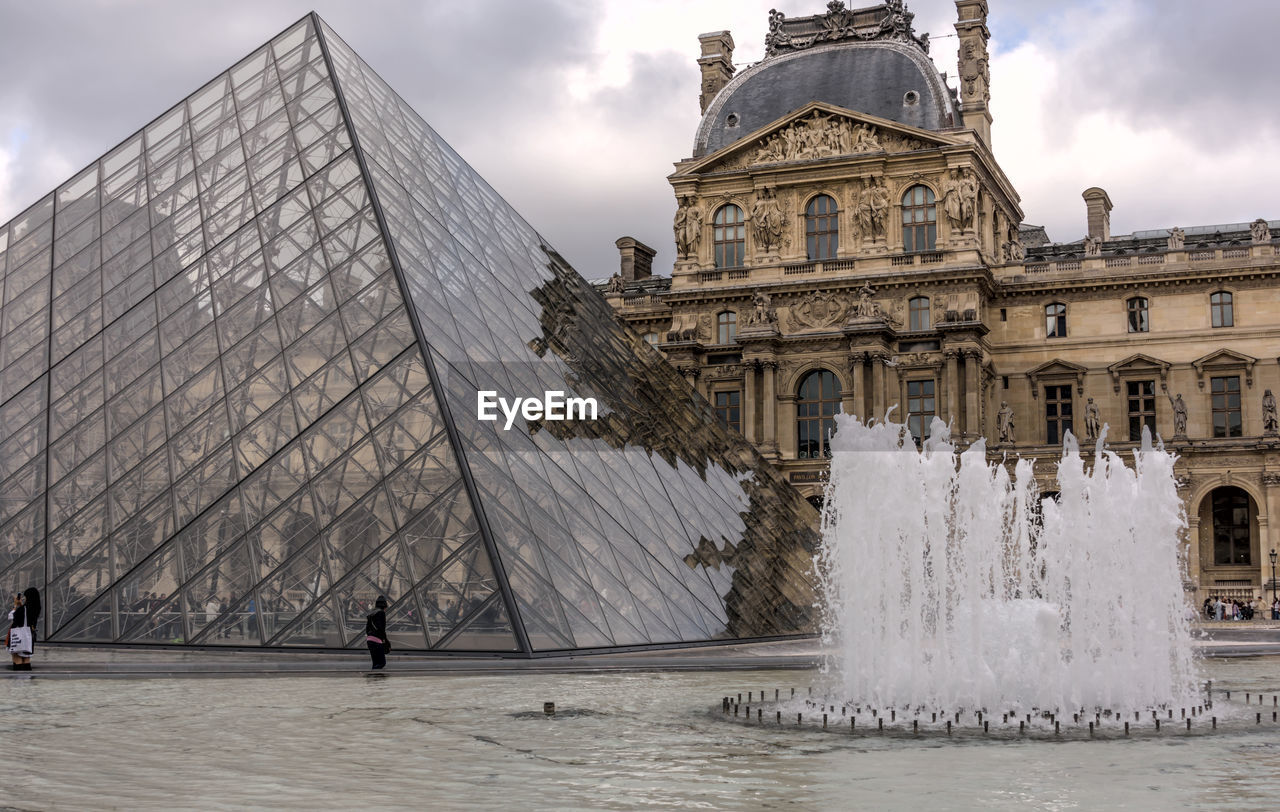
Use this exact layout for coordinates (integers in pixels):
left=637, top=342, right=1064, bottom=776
left=602, top=0, right=1280, bottom=606
left=0, top=15, right=818, bottom=653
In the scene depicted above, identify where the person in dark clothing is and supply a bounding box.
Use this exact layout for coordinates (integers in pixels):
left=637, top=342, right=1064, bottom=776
left=365, top=596, right=390, bottom=670
left=22, top=587, right=40, bottom=666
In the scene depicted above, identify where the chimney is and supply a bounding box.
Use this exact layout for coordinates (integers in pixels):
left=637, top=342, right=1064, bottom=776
left=697, top=31, right=735, bottom=114
left=954, top=0, right=992, bottom=146
left=1082, top=187, right=1113, bottom=242
left=615, top=236, right=656, bottom=282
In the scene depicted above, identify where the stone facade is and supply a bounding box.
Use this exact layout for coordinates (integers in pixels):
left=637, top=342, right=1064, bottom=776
left=600, top=1, right=1280, bottom=605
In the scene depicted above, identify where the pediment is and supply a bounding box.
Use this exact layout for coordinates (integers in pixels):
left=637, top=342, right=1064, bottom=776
left=675, top=101, right=961, bottom=176
left=1106, top=353, right=1171, bottom=393
left=1193, top=348, right=1257, bottom=388
left=1026, top=359, right=1087, bottom=396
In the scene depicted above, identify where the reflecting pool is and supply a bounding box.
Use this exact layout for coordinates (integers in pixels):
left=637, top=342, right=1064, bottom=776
left=4, top=656, right=1280, bottom=809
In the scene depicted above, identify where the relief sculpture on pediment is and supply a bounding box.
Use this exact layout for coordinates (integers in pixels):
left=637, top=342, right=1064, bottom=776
left=750, top=112, right=927, bottom=166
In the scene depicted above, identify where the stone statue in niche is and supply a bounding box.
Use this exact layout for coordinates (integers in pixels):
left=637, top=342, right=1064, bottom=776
left=1167, top=391, right=1188, bottom=437
left=941, top=169, right=976, bottom=233
left=855, top=177, right=890, bottom=241
left=996, top=401, right=1015, bottom=444
left=750, top=188, right=785, bottom=255
left=1167, top=226, right=1185, bottom=251
left=674, top=197, right=703, bottom=258
left=1252, top=218, right=1272, bottom=245
left=1084, top=397, right=1100, bottom=442
left=1264, top=389, right=1278, bottom=435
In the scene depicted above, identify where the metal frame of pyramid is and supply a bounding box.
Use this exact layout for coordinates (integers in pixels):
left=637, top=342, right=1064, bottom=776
left=0, top=13, right=819, bottom=655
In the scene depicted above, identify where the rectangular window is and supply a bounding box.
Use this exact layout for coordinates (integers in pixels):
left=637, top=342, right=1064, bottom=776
left=1126, top=380, right=1156, bottom=441
left=1045, top=304, right=1067, bottom=338
left=1211, top=376, right=1242, bottom=437
left=1211, top=292, right=1234, bottom=328
left=714, top=390, right=741, bottom=432
left=906, top=379, right=936, bottom=446
left=1045, top=384, right=1073, bottom=445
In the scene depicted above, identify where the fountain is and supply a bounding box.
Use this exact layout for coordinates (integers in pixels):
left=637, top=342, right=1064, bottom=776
left=816, top=413, right=1199, bottom=716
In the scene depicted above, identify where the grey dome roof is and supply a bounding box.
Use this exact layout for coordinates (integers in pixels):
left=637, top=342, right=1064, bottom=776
left=694, top=40, right=955, bottom=158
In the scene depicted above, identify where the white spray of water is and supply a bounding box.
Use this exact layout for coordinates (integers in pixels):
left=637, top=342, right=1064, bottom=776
left=818, top=413, right=1199, bottom=712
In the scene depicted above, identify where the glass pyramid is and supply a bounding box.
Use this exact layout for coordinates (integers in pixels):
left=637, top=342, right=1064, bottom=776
left=0, top=14, right=819, bottom=653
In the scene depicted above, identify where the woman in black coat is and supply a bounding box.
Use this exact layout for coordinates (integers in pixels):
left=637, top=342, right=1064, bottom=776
left=365, top=596, right=389, bottom=670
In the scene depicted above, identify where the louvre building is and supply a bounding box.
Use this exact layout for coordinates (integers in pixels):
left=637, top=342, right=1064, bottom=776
left=0, top=15, right=819, bottom=653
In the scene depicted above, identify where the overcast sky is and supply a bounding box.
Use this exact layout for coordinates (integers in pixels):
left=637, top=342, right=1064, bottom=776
left=1, top=1, right=1277, bottom=278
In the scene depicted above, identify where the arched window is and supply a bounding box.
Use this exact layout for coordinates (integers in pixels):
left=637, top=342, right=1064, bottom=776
left=1126, top=297, right=1149, bottom=333
left=1045, top=302, right=1067, bottom=338
left=908, top=296, right=931, bottom=332
left=1210, top=486, right=1252, bottom=565
left=642, top=332, right=659, bottom=345
left=716, top=311, right=737, bottom=344
left=1211, top=291, right=1234, bottom=328
left=797, top=369, right=840, bottom=459
left=806, top=194, right=838, bottom=260
left=713, top=204, right=745, bottom=268
left=901, top=185, right=937, bottom=253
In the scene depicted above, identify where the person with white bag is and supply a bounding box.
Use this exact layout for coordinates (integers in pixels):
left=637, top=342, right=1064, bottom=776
left=7, top=593, right=33, bottom=671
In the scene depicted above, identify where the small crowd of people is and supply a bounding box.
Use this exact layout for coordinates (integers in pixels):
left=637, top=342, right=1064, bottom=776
left=7, top=587, right=41, bottom=671
left=1203, top=595, right=1280, bottom=621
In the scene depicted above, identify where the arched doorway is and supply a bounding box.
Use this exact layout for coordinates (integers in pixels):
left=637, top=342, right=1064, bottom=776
left=1197, top=485, right=1260, bottom=602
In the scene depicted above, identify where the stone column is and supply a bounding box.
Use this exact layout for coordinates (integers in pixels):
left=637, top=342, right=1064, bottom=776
left=743, top=361, right=758, bottom=443
left=846, top=351, right=867, bottom=419
left=871, top=352, right=887, bottom=421
left=762, top=360, right=778, bottom=452
left=964, top=349, right=982, bottom=438
left=1186, top=513, right=1202, bottom=595
left=944, top=349, right=960, bottom=427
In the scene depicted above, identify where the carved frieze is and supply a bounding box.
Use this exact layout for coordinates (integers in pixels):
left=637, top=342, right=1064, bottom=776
left=786, top=290, right=848, bottom=330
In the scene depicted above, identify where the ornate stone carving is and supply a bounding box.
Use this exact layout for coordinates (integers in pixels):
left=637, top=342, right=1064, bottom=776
left=1167, top=226, right=1185, bottom=250
left=854, top=177, right=891, bottom=242
left=1083, top=235, right=1102, bottom=257
left=996, top=401, right=1015, bottom=444
left=741, top=290, right=779, bottom=330
left=1167, top=392, right=1188, bottom=437
left=605, top=273, right=624, bottom=294
left=845, top=283, right=902, bottom=327
left=895, top=351, right=940, bottom=368
left=750, top=188, right=785, bottom=255
left=941, top=169, right=978, bottom=234
left=786, top=290, right=847, bottom=330
left=1265, top=389, right=1278, bottom=435
left=1084, top=397, right=1100, bottom=442
left=751, top=111, right=926, bottom=166
left=674, top=197, right=702, bottom=259
left=1174, top=474, right=1194, bottom=491
left=1252, top=218, right=1272, bottom=245
left=958, top=37, right=990, bottom=104
left=764, top=0, right=927, bottom=57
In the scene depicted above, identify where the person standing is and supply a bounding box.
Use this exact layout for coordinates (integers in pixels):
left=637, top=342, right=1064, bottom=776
left=7, top=593, right=32, bottom=671
left=22, top=587, right=40, bottom=663
left=1272, top=596, right=1279, bottom=621
left=365, top=596, right=390, bottom=670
